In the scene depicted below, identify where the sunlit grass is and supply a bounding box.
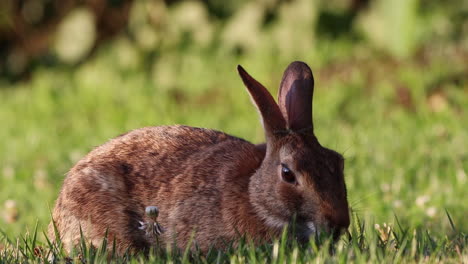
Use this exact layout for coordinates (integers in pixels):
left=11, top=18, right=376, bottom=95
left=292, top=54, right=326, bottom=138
left=0, top=213, right=465, bottom=263
left=0, top=6, right=467, bottom=260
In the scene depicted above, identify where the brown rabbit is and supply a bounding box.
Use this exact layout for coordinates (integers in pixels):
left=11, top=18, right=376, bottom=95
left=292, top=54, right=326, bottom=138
left=49, top=61, right=350, bottom=254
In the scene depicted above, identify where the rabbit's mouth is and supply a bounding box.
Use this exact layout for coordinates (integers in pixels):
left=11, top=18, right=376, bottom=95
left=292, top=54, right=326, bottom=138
left=294, top=221, right=318, bottom=243
left=306, top=222, right=317, bottom=235
left=297, top=221, right=347, bottom=242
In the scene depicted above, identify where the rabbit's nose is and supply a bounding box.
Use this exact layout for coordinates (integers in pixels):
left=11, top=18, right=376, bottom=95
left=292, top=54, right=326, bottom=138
left=324, top=209, right=350, bottom=236
left=331, top=212, right=350, bottom=229
left=324, top=217, right=349, bottom=241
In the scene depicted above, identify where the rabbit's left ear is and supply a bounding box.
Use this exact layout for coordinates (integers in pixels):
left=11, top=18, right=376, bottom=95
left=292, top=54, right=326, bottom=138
left=278, top=61, right=314, bottom=132
left=237, top=65, right=286, bottom=141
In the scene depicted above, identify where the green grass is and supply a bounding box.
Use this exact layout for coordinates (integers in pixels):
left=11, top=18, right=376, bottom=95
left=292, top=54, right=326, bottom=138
left=0, top=2, right=467, bottom=261
left=0, top=214, right=466, bottom=263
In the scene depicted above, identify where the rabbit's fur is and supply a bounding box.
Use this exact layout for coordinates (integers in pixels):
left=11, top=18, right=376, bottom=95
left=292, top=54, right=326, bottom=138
left=49, top=61, right=350, bottom=254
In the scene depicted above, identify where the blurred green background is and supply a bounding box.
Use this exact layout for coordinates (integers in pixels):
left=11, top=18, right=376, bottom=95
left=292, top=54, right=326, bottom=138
left=0, top=0, right=467, bottom=239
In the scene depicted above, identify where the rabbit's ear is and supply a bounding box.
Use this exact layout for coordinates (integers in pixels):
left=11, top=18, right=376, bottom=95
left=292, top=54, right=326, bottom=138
left=278, top=61, right=314, bottom=132
left=238, top=65, right=286, bottom=139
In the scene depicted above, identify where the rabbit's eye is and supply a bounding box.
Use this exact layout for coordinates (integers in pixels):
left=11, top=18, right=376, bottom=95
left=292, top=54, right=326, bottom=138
left=281, top=164, right=296, bottom=184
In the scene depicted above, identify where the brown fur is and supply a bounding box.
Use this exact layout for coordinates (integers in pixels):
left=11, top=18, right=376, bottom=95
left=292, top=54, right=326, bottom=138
left=49, top=61, right=350, bottom=254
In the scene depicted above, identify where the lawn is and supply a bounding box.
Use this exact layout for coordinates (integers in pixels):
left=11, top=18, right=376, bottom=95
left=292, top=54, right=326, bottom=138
left=0, top=0, right=467, bottom=263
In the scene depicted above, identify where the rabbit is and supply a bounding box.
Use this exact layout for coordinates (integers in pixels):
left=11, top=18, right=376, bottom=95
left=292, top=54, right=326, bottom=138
left=49, top=61, right=350, bottom=254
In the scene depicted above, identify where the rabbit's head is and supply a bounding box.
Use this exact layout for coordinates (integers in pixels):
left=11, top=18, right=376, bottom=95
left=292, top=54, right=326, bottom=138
left=238, top=61, right=350, bottom=240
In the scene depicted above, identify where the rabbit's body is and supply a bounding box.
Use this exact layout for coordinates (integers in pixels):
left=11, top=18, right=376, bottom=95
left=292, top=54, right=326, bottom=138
left=51, top=126, right=277, bottom=252
left=51, top=61, right=350, bottom=255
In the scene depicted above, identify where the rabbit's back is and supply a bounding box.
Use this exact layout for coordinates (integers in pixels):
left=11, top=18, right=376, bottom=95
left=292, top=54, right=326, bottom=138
left=51, top=125, right=266, bottom=252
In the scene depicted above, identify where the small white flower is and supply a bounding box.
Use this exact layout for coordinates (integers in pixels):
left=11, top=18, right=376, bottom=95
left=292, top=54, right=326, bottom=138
left=415, top=195, right=430, bottom=207
left=426, top=207, right=437, bottom=218
left=380, top=183, right=390, bottom=192
left=3, top=200, right=19, bottom=223
left=141, top=205, right=165, bottom=241
left=456, top=169, right=467, bottom=184
left=145, top=206, right=159, bottom=218
left=393, top=200, right=403, bottom=208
